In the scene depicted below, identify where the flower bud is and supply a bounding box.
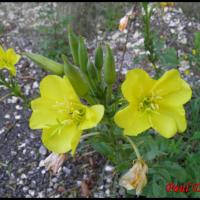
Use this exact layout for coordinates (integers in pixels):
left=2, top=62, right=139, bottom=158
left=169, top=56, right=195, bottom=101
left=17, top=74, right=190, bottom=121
left=78, top=36, right=88, bottom=74
left=87, top=61, right=98, bottom=80
left=104, top=44, right=116, bottom=85
left=62, top=55, right=89, bottom=97
left=24, top=52, right=64, bottom=75
left=68, top=25, right=79, bottom=66
left=119, top=159, right=148, bottom=196
left=95, top=43, right=103, bottom=71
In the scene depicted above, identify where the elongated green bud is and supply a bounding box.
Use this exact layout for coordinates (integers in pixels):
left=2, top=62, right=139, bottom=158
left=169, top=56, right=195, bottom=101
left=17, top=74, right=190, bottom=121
left=104, top=44, right=116, bottom=85
left=68, top=25, right=79, bottom=66
left=24, top=52, right=64, bottom=75
left=78, top=37, right=88, bottom=73
left=87, top=61, right=98, bottom=79
left=62, top=55, right=89, bottom=97
left=95, top=43, right=103, bottom=71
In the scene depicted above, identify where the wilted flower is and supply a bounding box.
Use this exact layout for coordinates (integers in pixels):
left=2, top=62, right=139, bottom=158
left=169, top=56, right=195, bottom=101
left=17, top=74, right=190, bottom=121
left=39, top=152, right=66, bottom=174
left=29, top=75, right=104, bottom=155
left=119, top=159, right=148, bottom=196
left=118, top=8, right=136, bottom=32
left=0, top=45, right=21, bottom=76
left=119, top=16, right=129, bottom=32
left=114, top=69, right=192, bottom=138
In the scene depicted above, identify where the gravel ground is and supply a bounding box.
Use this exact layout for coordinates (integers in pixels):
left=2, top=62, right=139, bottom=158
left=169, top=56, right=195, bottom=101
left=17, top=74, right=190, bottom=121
left=0, top=3, right=200, bottom=198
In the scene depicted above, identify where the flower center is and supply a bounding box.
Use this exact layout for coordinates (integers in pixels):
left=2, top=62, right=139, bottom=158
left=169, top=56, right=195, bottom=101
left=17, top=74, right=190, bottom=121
left=67, top=102, right=86, bottom=125
left=139, top=94, right=161, bottom=113
left=1, top=57, right=11, bottom=66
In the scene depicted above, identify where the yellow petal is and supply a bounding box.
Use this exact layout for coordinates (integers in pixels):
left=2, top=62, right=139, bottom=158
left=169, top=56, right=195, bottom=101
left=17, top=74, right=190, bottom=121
left=7, top=65, right=16, bottom=76
left=6, top=48, right=21, bottom=65
left=114, top=103, right=151, bottom=136
left=29, top=97, right=66, bottom=129
left=157, top=104, right=187, bottom=133
left=151, top=111, right=177, bottom=138
left=78, top=105, right=104, bottom=130
left=122, top=69, right=156, bottom=102
left=0, top=47, right=18, bottom=76
left=42, top=122, right=81, bottom=154
left=40, top=75, right=80, bottom=103
left=0, top=46, right=5, bottom=56
left=152, top=69, right=192, bottom=106
left=71, top=130, right=82, bottom=156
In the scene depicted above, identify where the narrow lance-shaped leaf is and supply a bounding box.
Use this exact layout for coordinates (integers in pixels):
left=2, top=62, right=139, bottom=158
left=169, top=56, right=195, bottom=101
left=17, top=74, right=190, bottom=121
left=24, top=52, right=64, bottom=75
left=62, top=55, right=89, bottom=97
left=78, top=36, right=88, bottom=74
left=68, top=25, right=79, bottom=66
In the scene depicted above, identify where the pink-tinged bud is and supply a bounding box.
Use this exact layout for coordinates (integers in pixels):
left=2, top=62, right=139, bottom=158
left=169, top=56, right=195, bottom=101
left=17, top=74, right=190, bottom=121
left=119, top=16, right=129, bottom=32
left=39, top=153, right=67, bottom=174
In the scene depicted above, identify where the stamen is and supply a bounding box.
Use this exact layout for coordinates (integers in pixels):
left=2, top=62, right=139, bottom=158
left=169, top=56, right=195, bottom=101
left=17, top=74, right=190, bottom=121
left=139, top=94, right=160, bottom=113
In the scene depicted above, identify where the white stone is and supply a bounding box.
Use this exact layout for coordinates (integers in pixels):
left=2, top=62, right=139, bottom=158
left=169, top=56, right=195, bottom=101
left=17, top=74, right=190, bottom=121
left=4, top=114, right=10, bottom=119
left=105, top=165, right=114, bottom=172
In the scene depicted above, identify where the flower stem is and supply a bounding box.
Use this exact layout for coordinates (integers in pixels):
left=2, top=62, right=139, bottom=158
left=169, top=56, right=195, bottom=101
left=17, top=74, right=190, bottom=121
left=106, top=84, right=112, bottom=105
left=125, top=136, right=141, bottom=159
left=84, top=94, right=96, bottom=105
left=81, top=132, right=100, bottom=140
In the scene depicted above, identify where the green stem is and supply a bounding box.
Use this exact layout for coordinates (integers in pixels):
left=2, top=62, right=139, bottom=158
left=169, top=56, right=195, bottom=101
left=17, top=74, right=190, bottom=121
left=0, top=73, right=30, bottom=107
left=84, top=94, right=96, bottom=105
left=125, top=136, right=141, bottom=159
left=106, top=84, right=112, bottom=105
left=81, top=132, right=100, bottom=140
left=97, top=69, right=102, bottom=83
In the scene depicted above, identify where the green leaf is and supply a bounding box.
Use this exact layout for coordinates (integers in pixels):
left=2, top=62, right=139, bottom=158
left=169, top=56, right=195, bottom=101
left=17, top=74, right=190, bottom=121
left=159, top=48, right=179, bottom=67
left=161, top=161, right=188, bottom=182
left=191, top=131, right=200, bottom=140
left=153, top=35, right=165, bottom=51
left=152, top=176, right=167, bottom=197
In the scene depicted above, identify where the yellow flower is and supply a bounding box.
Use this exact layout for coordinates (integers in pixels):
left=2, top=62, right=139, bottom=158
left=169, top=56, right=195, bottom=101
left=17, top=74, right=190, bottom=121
left=0, top=45, right=21, bottom=76
left=160, top=2, right=174, bottom=8
left=192, top=49, right=197, bottom=55
left=119, top=159, right=148, bottom=196
left=184, top=69, right=190, bottom=76
left=119, top=16, right=129, bottom=32
left=183, top=54, right=188, bottom=60
left=114, top=69, right=192, bottom=138
left=29, top=75, right=104, bottom=155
